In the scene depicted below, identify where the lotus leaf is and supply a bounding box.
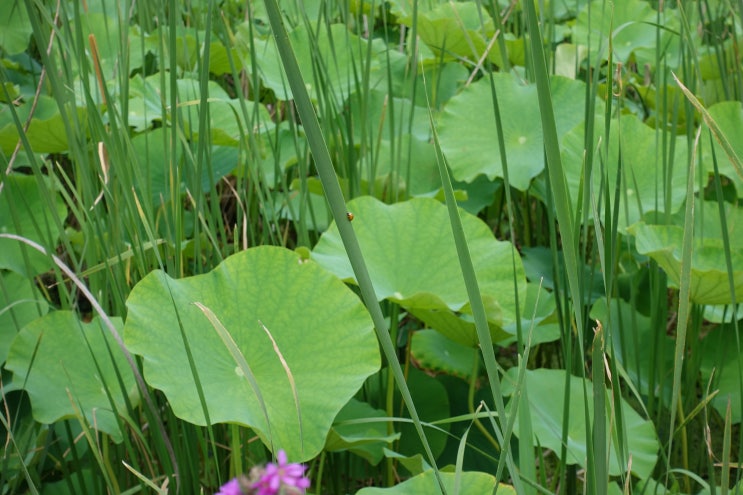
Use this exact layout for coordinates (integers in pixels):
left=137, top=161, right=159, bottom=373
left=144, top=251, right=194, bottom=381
left=561, top=113, right=689, bottom=229
left=629, top=220, right=743, bottom=305
left=0, top=96, right=86, bottom=154
left=238, top=23, right=386, bottom=103
left=705, top=101, right=743, bottom=197
left=700, top=323, right=743, bottom=423
left=503, top=368, right=659, bottom=479
left=590, top=297, right=674, bottom=404
left=437, top=73, right=589, bottom=190
left=410, top=329, right=478, bottom=380
left=130, top=128, right=238, bottom=204
left=0, top=3, right=32, bottom=55
left=326, top=398, right=398, bottom=465
left=311, top=196, right=526, bottom=328
left=0, top=174, right=67, bottom=276
left=124, top=246, right=380, bottom=461
left=0, top=270, right=48, bottom=364
left=6, top=311, right=138, bottom=443
left=572, top=0, right=675, bottom=67
left=355, top=469, right=499, bottom=495
left=144, top=27, right=239, bottom=75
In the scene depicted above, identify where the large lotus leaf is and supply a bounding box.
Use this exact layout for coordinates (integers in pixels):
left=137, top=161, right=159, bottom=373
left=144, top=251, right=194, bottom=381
left=700, top=322, right=743, bottom=423
left=311, top=196, right=526, bottom=326
left=629, top=221, right=743, bottom=305
left=590, top=297, right=674, bottom=405
left=561, top=113, right=689, bottom=229
left=704, top=101, right=743, bottom=197
left=0, top=271, right=48, bottom=364
left=124, top=246, right=379, bottom=461
left=356, top=470, right=499, bottom=495
left=0, top=96, right=86, bottom=154
left=237, top=23, right=386, bottom=103
left=437, top=73, right=589, bottom=190
left=502, top=368, right=659, bottom=479
left=0, top=174, right=66, bottom=276
left=5, top=311, right=138, bottom=443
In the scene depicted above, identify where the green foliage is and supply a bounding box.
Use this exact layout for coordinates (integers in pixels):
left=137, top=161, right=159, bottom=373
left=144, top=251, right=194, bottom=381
left=124, top=246, right=380, bottom=461
left=1, top=0, right=743, bottom=493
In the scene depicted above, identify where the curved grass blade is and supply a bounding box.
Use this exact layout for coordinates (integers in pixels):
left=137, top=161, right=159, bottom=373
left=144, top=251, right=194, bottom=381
left=193, top=303, right=275, bottom=453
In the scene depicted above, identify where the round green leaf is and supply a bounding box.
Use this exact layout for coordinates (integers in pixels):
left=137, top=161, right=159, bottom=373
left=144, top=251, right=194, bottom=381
left=0, top=271, right=48, bottom=365
left=311, top=196, right=526, bottom=327
left=410, top=329, right=478, bottom=380
left=437, top=73, right=589, bottom=190
left=355, top=470, right=498, bottom=495
left=326, top=398, right=398, bottom=465
left=503, top=368, right=659, bottom=479
left=701, top=324, right=743, bottom=423
left=629, top=220, right=743, bottom=305
left=590, top=297, right=674, bottom=405
left=573, top=0, right=675, bottom=66
left=6, top=311, right=137, bottom=443
left=0, top=174, right=67, bottom=276
left=238, top=23, right=385, bottom=104
left=562, top=113, right=690, bottom=229
left=0, top=96, right=86, bottom=154
left=124, top=246, right=379, bottom=461
left=705, top=101, right=743, bottom=197
left=0, top=3, right=32, bottom=55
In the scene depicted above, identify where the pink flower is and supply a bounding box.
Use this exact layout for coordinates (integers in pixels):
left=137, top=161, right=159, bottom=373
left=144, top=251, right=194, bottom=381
left=251, top=450, right=310, bottom=495
left=216, top=477, right=243, bottom=495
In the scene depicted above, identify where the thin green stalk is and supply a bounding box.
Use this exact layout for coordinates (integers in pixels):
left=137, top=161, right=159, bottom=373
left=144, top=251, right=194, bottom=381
left=260, top=2, right=446, bottom=492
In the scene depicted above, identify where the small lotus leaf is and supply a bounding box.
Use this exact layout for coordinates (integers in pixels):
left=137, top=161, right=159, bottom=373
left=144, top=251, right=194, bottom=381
left=590, top=297, right=674, bottom=405
left=326, top=398, right=398, bottom=465
left=0, top=3, right=32, bottom=55
left=0, top=96, right=86, bottom=154
left=414, top=2, right=504, bottom=68
left=311, top=196, right=526, bottom=327
left=629, top=220, right=743, bottom=305
left=355, top=469, right=497, bottom=495
left=6, top=312, right=138, bottom=443
left=0, top=174, right=67, bottom=276
left=0, top=271, right=48, bottom=364
left=573, top=0, right=670, bottom=66
left=131, top=128, right=238, bottom=204
left=705, top=101, right=743, bottom=197
left=124, top=246, right=380, bottom=461
left=503, top=368, right=659, bottom=479
left=410, top=329, right=478, bottom=380
left=700, top=323, right=743, bottom=423
left=238, top=23, right=385, bottom=104
left=437, top=73, right=589, bottom=190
